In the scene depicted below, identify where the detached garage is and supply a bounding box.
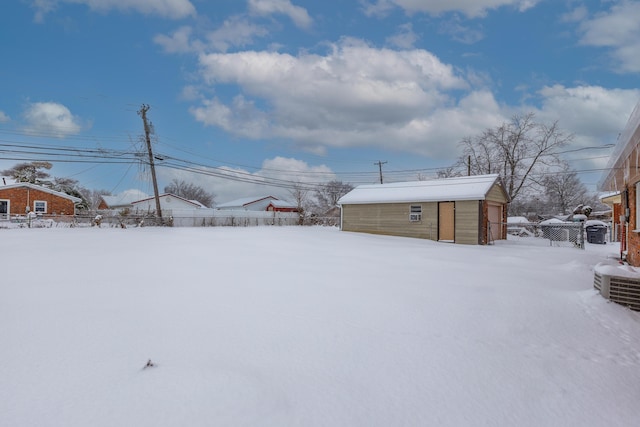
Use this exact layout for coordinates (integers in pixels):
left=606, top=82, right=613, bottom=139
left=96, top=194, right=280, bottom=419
left=337, top=174, right=509, bottom=245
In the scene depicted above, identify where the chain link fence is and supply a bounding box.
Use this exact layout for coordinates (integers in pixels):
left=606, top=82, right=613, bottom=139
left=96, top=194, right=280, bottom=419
left=0, top=210, right=304, bottom=229
left=504, top=220, right=589, bottom=248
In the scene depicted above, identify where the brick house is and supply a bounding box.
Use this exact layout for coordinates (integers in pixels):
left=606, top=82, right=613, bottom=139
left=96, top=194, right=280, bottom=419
left=0, top=182, right=82, bottom=219
left=265, top=199, right=299, bottom=213
left=599, top=99, right=640, bottom=265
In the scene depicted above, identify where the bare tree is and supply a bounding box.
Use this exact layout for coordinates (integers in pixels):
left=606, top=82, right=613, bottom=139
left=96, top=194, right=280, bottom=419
left=164, top=179, right=216, bottom=208
left=459, top=113, right=573, bottom=202
left=435, top=166, right=462, bottom=179
left=314, top=180, right=353, bottom=213
left=78, top=188, right=112, bottom=211
left=542, top=169, right=588, bottom=215
left=289, top=183, right=310, bottom=225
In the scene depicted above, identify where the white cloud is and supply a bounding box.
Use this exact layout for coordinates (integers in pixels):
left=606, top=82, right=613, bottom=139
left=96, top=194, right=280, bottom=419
left=190, top=96, right=269, bottom=140
left=537, top=85, right=640, bottom=141
left=362, top=0, right=540, bottom=18
left=30, top=0, right=57, bottom=22
left=22, top=102, right=83, bottom=138
left=577, top=1, right=640, bottom=73
left=180, top=85, right=202, bottom=101
left=386, top=23, right=419, bottom=49
left=248, top=0, right=313, bottom=29
left=31, top=0, right=196, bottom=21
left=206, top=16, right=269, bottom=52
left=534, top=84, right=640, bottom=181
left=0, top=111, right=10, bottom=123
left=190, top=38, right=477, bottom=159
left=189, top=40, right=639, bottom=170
left=154, top=26, right=203, bottom=54
left=155, top=17, right=269, bottom=54
left=438, top=17, right=484, bottom=44
left=258, top=156, right=335, bottom=186
left=560, top=6, right=588, bottom=24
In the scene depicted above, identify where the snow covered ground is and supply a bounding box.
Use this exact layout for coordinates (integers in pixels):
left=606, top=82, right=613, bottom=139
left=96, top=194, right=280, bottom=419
left=1, top=226, right=639, bottom=427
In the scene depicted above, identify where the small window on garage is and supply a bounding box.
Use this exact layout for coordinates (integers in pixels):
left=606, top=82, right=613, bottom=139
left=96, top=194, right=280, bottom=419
left=410, top=205, right=422, bottom=222
left=34, top=200, right=47, bottom=214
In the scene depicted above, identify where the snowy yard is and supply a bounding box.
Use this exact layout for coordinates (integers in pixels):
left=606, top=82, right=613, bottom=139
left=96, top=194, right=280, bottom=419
left=2, top=226, right=639, bottom=427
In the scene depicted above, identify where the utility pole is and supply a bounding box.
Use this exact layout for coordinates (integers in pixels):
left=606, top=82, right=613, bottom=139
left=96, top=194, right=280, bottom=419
left=374, top=161, right=387, bottom=184
left=138, top=104, right=163, bottom=223
left=467, top=155, right=471, bottom=176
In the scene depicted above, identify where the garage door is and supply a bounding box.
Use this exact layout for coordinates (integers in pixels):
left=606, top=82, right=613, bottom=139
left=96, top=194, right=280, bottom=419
left=488, top=203, right=502, bottom=241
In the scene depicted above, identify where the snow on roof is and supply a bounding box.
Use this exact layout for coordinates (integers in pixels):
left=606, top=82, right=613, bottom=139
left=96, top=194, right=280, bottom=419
left=338, top=174, right=503, bottom=205
left=0, top=182, right=83, bottom=203
left=131, top=193, right=202, bottom=207
left=599, top=98, right=640, bottom=189
left=585, top=220, right=608, bottom=227
left=539, top=218, right=566, bottom=225
left=217, top=195, right=278, bottom=208
left=507, top=216, right=530, bottom=224
left=101, top=190, right=149, bottom=207
left=267, top=199, right=296, bottom=208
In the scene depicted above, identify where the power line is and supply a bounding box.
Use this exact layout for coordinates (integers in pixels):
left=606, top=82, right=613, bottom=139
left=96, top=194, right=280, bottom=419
left=0, top=132, right=626, bottom=191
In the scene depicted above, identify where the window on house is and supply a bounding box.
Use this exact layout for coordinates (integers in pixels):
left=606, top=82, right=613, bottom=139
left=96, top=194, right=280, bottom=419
left=0, top=200, right=8, bottom=220
left=410, top=205, right=422, bottom=222
left=34, top=200, right=47, bottom=214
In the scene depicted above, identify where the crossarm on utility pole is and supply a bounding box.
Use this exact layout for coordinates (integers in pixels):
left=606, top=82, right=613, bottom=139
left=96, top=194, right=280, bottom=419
left=138, top=104, right=163, bottom=223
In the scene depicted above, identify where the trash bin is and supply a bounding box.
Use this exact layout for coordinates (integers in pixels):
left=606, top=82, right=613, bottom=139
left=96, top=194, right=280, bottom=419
left=586, top=225, right=607, bottom=244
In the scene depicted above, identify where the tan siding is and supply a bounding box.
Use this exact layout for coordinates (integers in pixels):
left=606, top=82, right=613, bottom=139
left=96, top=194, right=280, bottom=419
left=486, top=182, right=508, bottom=204
left=342, top=202, right=438, bottom=240
left=455, top=200, right=480, bottom=244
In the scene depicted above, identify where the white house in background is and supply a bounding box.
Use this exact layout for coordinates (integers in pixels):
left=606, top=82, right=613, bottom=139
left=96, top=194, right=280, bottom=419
left=217, top=196, right=296, bottom=211
left=98, top=191, right=149, bottom=210
left=130, top=193, right=204, bottom=214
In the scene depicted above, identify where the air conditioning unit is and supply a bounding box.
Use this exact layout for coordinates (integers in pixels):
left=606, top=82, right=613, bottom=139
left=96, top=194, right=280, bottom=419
left=594, top=269, right=640, bottom=311
left=409, top=214, right=421, bottom=222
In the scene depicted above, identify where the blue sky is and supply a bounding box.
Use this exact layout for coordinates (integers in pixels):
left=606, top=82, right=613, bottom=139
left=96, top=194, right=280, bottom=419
left=1, top=0, right=639, bottom=203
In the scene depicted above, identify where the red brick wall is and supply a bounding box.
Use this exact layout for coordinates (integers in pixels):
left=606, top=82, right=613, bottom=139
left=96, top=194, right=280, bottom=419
left=0, top=187, right=76, bottom=216
left=480, top=201, right=488, bottom=245
left=626, top=184, right=640, bottom=266
left=479, top=201, right=508, bottom=245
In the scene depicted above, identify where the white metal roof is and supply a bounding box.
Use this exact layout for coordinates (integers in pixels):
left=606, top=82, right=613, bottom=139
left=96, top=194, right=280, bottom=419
left=338, top=174, right=502, bottom=205
left=217, top=195, right=277, bottom=208
left=267, top=199, right=296, bottom=208
left=100, top=192, right=149, bottom=208
left=131, top=193, right=202, bottom=208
